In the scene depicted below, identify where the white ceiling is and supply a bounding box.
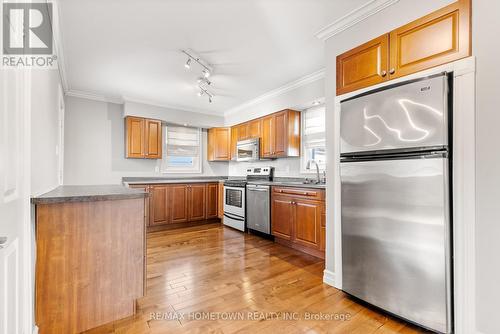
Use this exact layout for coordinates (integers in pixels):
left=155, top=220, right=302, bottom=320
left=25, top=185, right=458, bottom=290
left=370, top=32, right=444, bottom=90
left=58, top=0, right=367, bottom=115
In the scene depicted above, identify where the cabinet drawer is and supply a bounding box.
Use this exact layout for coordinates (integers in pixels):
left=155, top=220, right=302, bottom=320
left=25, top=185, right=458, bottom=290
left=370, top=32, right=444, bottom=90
left=272, top=186, right=325, bottom=201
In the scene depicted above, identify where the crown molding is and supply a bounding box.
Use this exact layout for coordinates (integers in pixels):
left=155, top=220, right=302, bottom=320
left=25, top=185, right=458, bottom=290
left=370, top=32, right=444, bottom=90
left=65, top=90, right=124, bottom=104
left=224, top=68, right=325, bottom=117
left=315, top=0, right=400, bottom=41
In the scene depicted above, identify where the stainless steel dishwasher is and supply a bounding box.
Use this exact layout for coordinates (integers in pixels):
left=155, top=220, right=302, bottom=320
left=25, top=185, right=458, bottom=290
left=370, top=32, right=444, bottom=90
left=246, top=184, right=271, bottom=234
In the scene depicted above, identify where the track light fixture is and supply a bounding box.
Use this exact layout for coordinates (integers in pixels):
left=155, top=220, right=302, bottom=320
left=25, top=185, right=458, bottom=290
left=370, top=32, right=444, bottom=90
left=197, top=77, right=211, bottom=86
left=198, top=84, right=214, bottom=104
left=181, top=49, right=215, bottom=103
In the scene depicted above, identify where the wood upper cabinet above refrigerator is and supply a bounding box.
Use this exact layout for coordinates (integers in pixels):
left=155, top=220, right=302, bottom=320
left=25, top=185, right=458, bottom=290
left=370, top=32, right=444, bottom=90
left=388, top=0, right=471, bottom=80
left=125, top=116, right=162, bottom=159
left=336, top=0, right=471, bottom=95
left=336, top=34, right=390, bottom=96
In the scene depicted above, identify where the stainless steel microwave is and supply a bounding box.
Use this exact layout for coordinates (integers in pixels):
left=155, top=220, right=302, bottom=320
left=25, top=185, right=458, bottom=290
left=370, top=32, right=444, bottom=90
left=236, top=138, right=260, bottom=161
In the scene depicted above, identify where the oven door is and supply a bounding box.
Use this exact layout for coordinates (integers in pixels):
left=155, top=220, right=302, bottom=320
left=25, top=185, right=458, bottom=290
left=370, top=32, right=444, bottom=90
left=236, top=139, right=259, bottom=162
left=223, top=186, right=245, bottom=218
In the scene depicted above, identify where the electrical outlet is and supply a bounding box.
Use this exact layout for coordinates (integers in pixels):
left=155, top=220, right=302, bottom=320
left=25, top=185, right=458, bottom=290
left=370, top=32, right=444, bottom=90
left=154, top=166, right=160, bottom=173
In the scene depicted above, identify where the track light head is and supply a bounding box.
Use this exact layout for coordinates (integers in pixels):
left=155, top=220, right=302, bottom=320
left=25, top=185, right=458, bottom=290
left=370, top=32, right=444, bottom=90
left=185, top=58, right=191, bottom=69
left=202, top=69, right=211, bottom=78
left=209, top=96, right=213, bottom=103
left=197, top=90, right=204, bottom=97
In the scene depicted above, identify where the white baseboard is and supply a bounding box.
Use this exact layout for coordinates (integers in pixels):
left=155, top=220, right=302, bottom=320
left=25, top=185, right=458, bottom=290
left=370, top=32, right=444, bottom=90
left=323, top=269, right=336, bottom=287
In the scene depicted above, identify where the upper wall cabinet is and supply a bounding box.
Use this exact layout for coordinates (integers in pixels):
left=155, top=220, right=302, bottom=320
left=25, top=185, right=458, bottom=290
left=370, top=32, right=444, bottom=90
left=208, top=127, right=231, bottom=161
left=336, top=0, right=471, bottom=95
left=389, top=0, right=470, bottom=79
left=336, top=34, right=389, bottom=96
left=125, top=116, right=162, bottom=159
left=261, top=109, right=300, bottom=159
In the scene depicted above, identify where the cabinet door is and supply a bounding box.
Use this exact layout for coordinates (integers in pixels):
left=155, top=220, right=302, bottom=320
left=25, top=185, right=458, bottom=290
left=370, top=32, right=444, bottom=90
left=247, top=119, right=262, bottom=139
left=208, top=127, right=231, bottom=161
left=150, top=186, right=169, bottom=226
left=271, top=196, right=293, bottom=240
left=214, top=128, right=230, bottom=160
left=230, top=126, right=238, bottom=160
left=217, top=182, right=224, bottom=219
left=170, top=185, right=188, bottom=223
left=126, top=116, right=145, bottom=158
left=145, top=119, right=162, bottom=159
left=237, top=123, right=248, bottom=141
left=189, top=184, right=206, bottom=221
left=389, top=0, right=470, bottom=80
left=336, top=34, right=389, bottom=95
left=261, top=115, right=274, bottom=158
left=273, top=111, right=287, bottom=157
left=206, top=183, right=218, bottom=219
left=294, top=199, right=322, bottom=249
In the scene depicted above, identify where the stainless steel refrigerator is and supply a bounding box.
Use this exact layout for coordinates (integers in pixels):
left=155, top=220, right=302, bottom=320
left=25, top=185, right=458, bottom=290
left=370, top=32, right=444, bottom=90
left=340, top=73, right=452, bottom=334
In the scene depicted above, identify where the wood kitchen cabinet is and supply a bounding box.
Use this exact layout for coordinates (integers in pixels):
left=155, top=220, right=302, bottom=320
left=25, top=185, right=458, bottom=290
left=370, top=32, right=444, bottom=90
left=230, top=125, right=238, bottom=160
left=145, top=183, right=220, bottom=229
left=208, top=127, right=231, bottom=161
left=170, top=185, right=189, bottom=224
left=271, top=186, right=325, bottom=259
left=261, top=110, right=300, bottom=158
left=217, top=182, right=224, bottom=219
left=189, top=184, right=206, bottom=221
left=389, top=0, right=470, bottom=80
left=125, top=116, right=162, bottom=159
left=206, top=183, right=219, bottom=219
left=247, top=119, right=262, bottom=139
left=150, top=185, right=169, bottom=226
left=336, top=34, right=389, bottom=95
left=336, top=0, right=471, bottom=95
left=236, top=123, right=248, bottom=141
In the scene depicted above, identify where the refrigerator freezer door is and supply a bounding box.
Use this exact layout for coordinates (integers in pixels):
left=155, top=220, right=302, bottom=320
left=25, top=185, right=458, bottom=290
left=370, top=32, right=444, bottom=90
left=340, top=75, right=448, bottom=154
left=341, top=157, right=451, bottom=333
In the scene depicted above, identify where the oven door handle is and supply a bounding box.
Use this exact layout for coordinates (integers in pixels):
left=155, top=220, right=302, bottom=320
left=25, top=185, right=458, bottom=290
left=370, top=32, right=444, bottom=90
left=223, top=212, right=245, bottom=222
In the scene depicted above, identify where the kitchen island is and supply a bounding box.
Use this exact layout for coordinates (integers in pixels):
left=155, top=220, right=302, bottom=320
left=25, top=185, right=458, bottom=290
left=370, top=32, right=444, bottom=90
left=32, top=185, right=148, bottom=334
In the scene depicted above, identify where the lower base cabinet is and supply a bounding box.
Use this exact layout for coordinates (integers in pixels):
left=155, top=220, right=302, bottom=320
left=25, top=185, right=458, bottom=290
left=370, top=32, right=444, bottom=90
left=271, top=186, right=326, bottom=259
left=136, top=182, right=219, bottom=228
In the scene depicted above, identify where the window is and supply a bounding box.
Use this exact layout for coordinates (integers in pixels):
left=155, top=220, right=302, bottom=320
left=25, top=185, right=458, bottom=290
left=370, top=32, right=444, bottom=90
left=161, top=125, right=202, bottom=173
left=301, top=105, right=326, bottom=173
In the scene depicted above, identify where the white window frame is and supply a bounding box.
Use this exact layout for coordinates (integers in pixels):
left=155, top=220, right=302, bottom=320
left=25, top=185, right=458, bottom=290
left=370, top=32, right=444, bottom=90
left=161, top=125, right=202, bottom=174
left=300, top=105, right=326, bottom=174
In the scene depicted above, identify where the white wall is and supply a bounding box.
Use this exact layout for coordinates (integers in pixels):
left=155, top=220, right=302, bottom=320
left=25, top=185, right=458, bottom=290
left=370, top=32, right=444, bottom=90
left=224, top=78, right=324, bottom=126
left=30, top=69, right=62, bottom=195
left=472, top=1, right=500, bottom=333
left=124, top=101, right=224, bottom=128
left=63, top=96, right=228, bottom=185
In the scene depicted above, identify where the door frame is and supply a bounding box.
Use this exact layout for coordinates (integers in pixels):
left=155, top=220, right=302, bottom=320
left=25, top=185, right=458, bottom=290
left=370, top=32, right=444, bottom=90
left=327, top=57, right=477, bottom=334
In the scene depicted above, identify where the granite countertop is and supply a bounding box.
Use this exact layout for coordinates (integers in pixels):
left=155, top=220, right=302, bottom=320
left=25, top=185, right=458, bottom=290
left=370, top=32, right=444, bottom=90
left=123, top=176, right=227, bottom=185
left=32, top=185, right=148, bottom=204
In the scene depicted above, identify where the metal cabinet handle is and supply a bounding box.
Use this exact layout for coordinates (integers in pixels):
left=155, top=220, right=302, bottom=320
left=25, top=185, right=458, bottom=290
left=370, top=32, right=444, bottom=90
left=0, top=237, right=7, bottom=249
left=380, top=70, right=387, bottom=77
left=389, top=68, right=395, bottom=75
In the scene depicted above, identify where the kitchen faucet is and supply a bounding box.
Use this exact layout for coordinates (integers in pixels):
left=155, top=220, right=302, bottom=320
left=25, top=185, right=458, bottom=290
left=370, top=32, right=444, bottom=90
left=306, top=160, right=321, bottom=184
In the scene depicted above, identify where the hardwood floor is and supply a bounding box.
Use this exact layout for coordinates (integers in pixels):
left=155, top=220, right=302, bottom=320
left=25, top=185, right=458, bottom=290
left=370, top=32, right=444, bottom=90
left=84, top=223, right=430, bottom=334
